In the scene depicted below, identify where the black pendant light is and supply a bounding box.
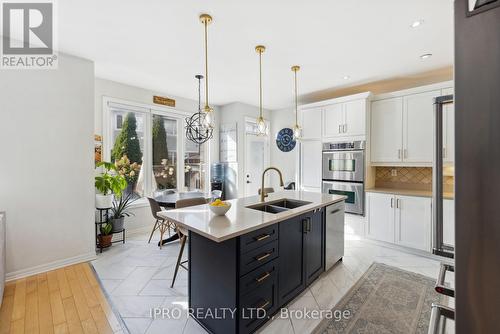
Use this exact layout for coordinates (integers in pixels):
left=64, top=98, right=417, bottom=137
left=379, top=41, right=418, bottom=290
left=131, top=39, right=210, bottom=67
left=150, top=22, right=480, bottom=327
left=185, top=75, right=213, bottom=144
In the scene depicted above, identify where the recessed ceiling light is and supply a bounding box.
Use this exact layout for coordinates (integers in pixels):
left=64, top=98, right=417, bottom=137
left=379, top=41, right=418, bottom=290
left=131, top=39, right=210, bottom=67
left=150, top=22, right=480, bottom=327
left=420, top=53, right=432, bottom=60
left=411, top=20, right=423, bottom=28
left=343, top=75, right=350, bottom=80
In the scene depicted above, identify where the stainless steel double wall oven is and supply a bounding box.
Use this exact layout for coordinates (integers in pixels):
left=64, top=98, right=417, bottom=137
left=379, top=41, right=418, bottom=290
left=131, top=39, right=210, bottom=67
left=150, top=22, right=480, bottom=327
left=322, top=141, right=365, bottom=215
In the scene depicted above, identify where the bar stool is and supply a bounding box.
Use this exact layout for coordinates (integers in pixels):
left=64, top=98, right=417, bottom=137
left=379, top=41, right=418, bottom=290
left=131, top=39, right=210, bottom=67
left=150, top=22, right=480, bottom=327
left=170, top=197, right=207, bottom=288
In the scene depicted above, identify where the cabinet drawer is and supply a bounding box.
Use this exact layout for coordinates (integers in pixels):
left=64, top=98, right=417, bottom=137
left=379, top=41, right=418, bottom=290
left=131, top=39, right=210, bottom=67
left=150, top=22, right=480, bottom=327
left=239, top=225, right=278, bottom=254
left=239, top=278, right=278, bottom=334
left=240, top=240, right=279, bottom=276
left=240, top=259, right=278, bottom=296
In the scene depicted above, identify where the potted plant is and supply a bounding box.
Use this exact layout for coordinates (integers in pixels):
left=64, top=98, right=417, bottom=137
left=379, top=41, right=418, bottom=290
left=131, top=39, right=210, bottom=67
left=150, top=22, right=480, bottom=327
left=109, top=192, right=138, bottom=232
left=98, top=222, right=113, bottom=248
left=95, top=162, right=127, bottom=209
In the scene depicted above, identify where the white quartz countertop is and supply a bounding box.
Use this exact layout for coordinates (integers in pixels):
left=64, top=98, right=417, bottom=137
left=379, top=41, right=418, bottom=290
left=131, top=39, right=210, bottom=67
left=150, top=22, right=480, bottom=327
left=158, top=191, right=346, bottom=243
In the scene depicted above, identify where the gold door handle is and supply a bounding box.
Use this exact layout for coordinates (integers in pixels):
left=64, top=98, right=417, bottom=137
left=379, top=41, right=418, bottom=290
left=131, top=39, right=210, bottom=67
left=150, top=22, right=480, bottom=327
left=255, top=252, right=271, bottom=261
left=254, top=234, right=270, bottom=241
left=257, top=300, right=270, bottom=310
left=255, top=272, right=271, bottom=283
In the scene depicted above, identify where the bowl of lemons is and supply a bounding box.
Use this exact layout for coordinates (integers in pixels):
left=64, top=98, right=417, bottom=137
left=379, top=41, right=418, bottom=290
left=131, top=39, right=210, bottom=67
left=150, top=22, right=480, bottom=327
left=209, top=199, right=231, bottom=216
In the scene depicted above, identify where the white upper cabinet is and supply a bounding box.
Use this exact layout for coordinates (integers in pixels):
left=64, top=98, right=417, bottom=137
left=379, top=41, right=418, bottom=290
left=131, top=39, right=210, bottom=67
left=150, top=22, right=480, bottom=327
left=301, top=107, right=322, bottom=139
left=300, top=140, right=322, bottom=189
left=395, top=195, right=431, bottom=251
left=323, top=99, right=367, bottom=138
left=442, top=87, right=455, bottom=164
left=370, top=86, right=448, bottom=165
left=371, top=98, right=403, bottom=162
left=343, top=99, right=366, bottom=136
left=403, top=90, right=441, bottom=163
left=323, top=103, right=344, bottom=137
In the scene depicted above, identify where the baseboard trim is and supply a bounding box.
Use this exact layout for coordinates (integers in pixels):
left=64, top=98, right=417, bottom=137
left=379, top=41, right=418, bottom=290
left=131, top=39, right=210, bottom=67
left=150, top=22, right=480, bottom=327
left=6, top=251, right=97, bottom=281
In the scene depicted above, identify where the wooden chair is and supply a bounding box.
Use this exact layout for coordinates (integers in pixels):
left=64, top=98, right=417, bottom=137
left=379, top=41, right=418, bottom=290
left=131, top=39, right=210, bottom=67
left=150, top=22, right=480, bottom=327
left=146, top=197, right=173, bottom=249
left=171, top=197, right=207, bottom=288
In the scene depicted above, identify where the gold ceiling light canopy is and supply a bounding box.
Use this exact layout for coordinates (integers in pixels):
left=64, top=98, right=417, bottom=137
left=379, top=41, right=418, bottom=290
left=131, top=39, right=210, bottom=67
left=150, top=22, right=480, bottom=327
left=255, top=45, right=268, bottom=136
left=200, top=13, right=215, bottom=129
left=291, top=65, right=302, bottom=140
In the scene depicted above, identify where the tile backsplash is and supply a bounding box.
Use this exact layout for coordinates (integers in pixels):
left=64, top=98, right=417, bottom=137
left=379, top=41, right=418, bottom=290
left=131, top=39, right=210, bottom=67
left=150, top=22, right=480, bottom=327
left=375, top=167, right=454, bottom=189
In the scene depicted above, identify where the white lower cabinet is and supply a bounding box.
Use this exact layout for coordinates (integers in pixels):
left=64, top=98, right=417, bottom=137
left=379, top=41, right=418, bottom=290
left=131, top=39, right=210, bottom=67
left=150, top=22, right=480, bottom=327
left=366, top=193, right=395, bottom=243
left=367, top=192, right=431, bottom=252
left=395, top=195, right=431, bottom=251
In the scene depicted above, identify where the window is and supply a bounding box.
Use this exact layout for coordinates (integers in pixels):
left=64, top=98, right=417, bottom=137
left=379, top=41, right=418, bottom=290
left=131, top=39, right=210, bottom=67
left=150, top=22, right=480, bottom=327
left=152, top=115, right=177, bottom=191
left=184, top=139, right=206, bottom=191
left=110, top=109, right=145, bottom=196
left=104, top=99, right=210, bottom=198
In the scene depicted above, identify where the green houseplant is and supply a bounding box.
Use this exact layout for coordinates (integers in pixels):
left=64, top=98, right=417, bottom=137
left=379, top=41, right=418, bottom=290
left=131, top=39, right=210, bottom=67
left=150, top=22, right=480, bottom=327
left=95, top=162, right=127, bottom=209
left=109, top=192, right=138, bottom=232
left=98, top=222, right=113, bottom=248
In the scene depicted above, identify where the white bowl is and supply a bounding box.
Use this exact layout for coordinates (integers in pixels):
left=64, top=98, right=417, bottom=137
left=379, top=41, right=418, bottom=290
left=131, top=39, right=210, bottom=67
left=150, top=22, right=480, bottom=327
left=209, top=202, right=231, bottom=216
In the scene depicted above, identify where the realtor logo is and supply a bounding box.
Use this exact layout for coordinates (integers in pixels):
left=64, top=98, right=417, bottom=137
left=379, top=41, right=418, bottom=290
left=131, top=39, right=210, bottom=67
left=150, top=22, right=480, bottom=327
left=1, top=1, right=58, bottom=69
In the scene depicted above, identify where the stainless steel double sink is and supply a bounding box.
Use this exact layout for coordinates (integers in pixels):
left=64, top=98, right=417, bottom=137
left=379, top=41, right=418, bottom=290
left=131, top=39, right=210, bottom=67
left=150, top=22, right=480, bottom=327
left=246, top=198, right=312, bottom=214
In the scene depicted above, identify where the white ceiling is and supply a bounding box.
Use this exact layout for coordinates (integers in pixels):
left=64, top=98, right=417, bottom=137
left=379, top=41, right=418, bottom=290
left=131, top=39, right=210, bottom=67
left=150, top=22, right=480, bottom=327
left=59, top=0, right=454, bottom=110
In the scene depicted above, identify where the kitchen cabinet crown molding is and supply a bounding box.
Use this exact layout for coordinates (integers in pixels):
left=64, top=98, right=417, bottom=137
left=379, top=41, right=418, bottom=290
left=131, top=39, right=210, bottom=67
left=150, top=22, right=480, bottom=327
left=371, top=81, right=453, bottom=101
left=298, top=92, right=372, bottom=110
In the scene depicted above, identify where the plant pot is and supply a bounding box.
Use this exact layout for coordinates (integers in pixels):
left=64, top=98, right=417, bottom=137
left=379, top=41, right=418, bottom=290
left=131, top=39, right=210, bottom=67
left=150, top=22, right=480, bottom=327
left=98, top=234, right=113, bottom=248
left=110, top=217, right=125, bottom=233
left=96, top=194, right=113, bottom=209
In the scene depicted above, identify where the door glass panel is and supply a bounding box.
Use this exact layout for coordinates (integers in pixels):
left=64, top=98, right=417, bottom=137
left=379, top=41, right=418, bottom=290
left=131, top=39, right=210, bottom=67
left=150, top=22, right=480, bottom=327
left=328, top=189, right=355, bottom=204
left=329, top=159, right=356, bottom=172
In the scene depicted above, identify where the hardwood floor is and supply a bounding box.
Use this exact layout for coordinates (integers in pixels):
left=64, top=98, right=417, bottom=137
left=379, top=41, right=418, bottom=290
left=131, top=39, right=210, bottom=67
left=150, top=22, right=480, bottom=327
left=0, top=263, right=124, bottom=334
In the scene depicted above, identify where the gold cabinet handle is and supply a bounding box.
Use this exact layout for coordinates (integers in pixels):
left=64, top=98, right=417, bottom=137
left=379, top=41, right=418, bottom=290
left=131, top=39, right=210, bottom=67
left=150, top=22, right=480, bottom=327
left=254, top=234, right=270, bottom=241
left=257, top=300, right=270, bottom=310
left=255, top=252, right=271, bottom=261
left=255, top=272, right=270, bottom=283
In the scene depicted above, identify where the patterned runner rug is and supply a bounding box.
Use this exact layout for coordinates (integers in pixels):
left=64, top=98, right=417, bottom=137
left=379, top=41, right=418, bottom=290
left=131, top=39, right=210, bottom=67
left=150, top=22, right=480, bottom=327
left=313, top=263, right=445, bottom=334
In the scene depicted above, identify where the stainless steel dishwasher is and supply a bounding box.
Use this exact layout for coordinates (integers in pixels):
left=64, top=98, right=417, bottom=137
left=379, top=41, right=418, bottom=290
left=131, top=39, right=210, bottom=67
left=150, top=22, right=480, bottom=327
left=325, top=201, right=345, bottom=270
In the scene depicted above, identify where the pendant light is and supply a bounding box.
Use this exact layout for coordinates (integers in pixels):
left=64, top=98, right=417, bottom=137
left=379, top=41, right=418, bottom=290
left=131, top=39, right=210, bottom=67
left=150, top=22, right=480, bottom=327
left=291, top=65, right=302, bottom=139
left=200, top=13, right=215, bottom=129
left=185, top=75, right=213, bottom=144
left=255, top=45, right=268, bottom=135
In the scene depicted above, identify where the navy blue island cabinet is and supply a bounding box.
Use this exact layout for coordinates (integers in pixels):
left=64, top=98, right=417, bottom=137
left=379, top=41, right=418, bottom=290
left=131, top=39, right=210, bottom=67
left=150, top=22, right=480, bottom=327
left=188, top=207, right=328, bottom=334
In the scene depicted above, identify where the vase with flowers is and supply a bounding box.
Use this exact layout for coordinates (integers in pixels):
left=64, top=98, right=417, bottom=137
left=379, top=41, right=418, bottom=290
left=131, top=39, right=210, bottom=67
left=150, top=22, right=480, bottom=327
left=115, top=155, right=142, bottom=195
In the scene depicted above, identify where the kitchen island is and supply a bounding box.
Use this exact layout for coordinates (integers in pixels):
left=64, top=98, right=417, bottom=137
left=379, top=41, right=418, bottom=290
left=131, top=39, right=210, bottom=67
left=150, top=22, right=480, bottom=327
left=158, top=191, right=346, bottom=334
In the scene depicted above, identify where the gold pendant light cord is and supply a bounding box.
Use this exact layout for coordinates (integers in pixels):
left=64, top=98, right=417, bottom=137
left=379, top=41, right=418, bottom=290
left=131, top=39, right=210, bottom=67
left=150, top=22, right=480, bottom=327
left=294, top=70, right=298, bottom=126
left=259, top=51, right=263, bottom=118
left=204, top=20, right=209, bottom=110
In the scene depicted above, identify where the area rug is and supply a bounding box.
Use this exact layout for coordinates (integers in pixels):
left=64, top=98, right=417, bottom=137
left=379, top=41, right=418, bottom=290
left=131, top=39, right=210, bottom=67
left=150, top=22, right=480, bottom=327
left=313, top=263, right=445, bottom=334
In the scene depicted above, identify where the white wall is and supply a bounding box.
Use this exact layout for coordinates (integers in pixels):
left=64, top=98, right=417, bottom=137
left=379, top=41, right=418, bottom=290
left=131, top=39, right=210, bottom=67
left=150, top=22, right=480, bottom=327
left=0, top=53, right=96, bottom=279
left=94, top=78, right=220, bottom=234
left=219, top=102, right=271, bottom=198
left=269, top=107, right=299, bottom=189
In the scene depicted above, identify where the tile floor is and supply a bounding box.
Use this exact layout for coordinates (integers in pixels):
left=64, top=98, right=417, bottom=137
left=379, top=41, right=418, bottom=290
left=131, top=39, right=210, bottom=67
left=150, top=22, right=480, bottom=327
left=92, top=232, right=455, bottom=334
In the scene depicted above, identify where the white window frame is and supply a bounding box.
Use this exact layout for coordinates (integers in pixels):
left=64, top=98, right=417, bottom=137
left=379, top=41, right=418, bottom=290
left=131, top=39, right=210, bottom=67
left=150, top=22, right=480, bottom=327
left=102, top=96, right=210, bottom=206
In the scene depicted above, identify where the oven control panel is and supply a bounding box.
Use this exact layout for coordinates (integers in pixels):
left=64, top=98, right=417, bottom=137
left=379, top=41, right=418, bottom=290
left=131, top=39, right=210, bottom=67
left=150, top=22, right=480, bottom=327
left=323, top=141, right=365, bottom=151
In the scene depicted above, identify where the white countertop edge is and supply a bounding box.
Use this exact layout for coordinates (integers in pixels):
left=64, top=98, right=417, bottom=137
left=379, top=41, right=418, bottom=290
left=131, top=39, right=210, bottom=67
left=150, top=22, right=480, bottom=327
left=158, top=192, right=346, bottom=243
